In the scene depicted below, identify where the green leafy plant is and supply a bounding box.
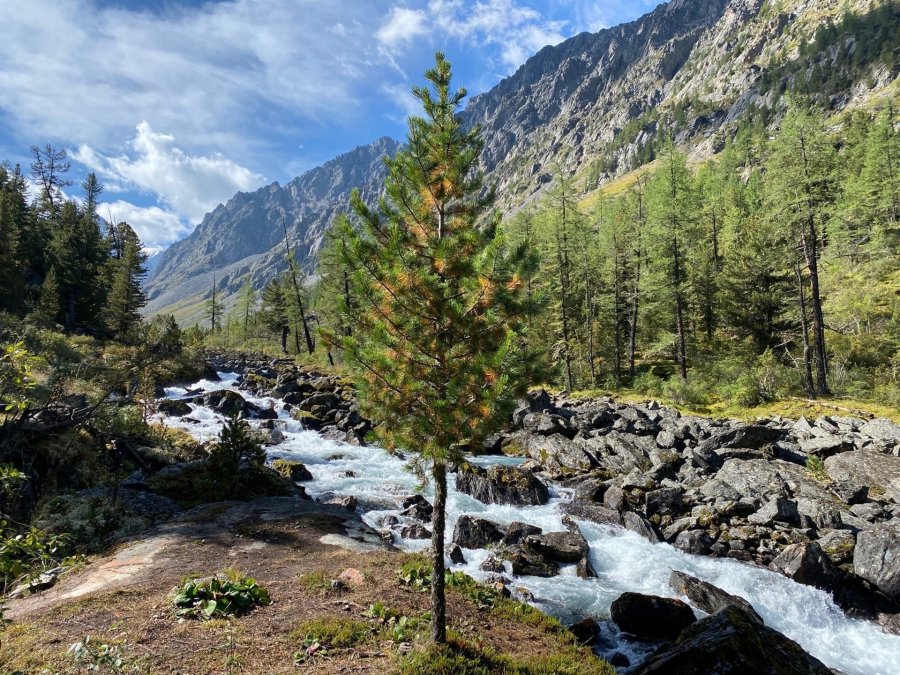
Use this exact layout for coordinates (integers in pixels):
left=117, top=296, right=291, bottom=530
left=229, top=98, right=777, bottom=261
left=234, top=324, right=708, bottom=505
left=0, top=521, right=74, bottom=593
left=171, top=570, right=271, bottom=620
left=67, top=636, right=126, bottom=672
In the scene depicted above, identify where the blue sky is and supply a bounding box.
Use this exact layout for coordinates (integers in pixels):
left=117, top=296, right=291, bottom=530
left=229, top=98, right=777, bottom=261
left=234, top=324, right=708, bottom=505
left=0, top=0, right=660, bottom=251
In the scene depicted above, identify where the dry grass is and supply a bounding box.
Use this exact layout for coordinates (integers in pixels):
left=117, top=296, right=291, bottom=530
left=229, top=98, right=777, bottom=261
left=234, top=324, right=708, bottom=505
left=0, top=511, right=611, bottom=674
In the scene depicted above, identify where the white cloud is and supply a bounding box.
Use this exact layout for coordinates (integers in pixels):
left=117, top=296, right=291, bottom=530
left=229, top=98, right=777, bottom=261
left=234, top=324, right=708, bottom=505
left=0, top=0, right=389, bottom=160
left=381, top=83, right=423, bottom=122
left=73, top=122, right=266, bottom=225
left=376, top=7, right=428, bottom=50
left=99, top=200, right=189, bottom=250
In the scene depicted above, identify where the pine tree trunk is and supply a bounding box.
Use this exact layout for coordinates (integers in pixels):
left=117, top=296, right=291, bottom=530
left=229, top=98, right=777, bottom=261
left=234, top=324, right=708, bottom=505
left=802, top=225, right=830, bottom=396
left=795, top=262, right=816, bottom=398
left=672, top=237, right=688, bottom=380
left=629, top=187, right=643, bottom=379
left=430, top=460, right=447, bottom=644
left=556, top=200, right=574, bottom=391
left=280, top=326, right=288, bottom=354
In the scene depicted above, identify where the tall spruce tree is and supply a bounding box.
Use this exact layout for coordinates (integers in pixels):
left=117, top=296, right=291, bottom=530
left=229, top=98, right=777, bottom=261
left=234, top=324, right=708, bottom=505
left=105, top=222, right=148, bottom=339
left=332, top=53, right=539, bottom=644
left=259, top=276, right=290, bottom=353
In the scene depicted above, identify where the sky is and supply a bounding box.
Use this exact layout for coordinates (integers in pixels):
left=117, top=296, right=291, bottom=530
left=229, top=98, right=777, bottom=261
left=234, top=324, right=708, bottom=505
left=0, top=0, right=660, bottom=252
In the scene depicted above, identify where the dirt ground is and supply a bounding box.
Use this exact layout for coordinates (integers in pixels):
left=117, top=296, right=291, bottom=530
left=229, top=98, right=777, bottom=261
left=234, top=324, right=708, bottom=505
left=1, top=497, right=610, bottom=674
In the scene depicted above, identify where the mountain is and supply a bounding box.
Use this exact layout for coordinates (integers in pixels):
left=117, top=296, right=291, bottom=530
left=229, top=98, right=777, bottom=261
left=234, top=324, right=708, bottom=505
left=145, top=0, right=897, bottom=324
left=144, top=137, right=401, bottom=322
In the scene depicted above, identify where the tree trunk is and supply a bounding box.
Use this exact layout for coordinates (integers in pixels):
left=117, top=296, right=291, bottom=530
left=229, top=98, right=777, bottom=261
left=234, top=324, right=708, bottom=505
left=430, top=460, right=447, bottom=644
left=795, top=261, right=816, bottom=398
left=672, top=237, right=688, bottom=380
left=628, top=185, right=644, bottom=378
left=280, top=326, right=288, bottom=354
left=802, top=225, right=830, bottom=396
left=282, top=219, right=315, bottom=355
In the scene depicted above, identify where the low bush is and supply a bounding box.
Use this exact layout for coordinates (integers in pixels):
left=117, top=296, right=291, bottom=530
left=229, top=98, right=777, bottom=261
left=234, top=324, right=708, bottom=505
left=0, top=521, right=75, bottom=593
left=171, top=570, right=271, bottom=620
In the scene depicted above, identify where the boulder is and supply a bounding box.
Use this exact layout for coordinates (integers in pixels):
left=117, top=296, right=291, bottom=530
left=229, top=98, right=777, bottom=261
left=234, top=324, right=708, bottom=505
left=854, top=523, right=900, bottom=599
left=859, top=418, right=900, bottom=448
left=452, top=514, right=506, bottom=549
left=559, top=502, right=624, bottom=528
left=522, top=412, right=574, bottom=438
left=610, top=592, right=696, bottom=641
left=502, top=521, right=542, bottom=546
left=817, top=529, right=856, bottom=566
left=711, top=459, right=789, bottom=504
left=694, top=425, right=785, bottom=470
left=157, top=398, right=192, bottom=417
left=504, top=546, right=559, bottom=577
left=400, top=495, right=433, bottom=522
left=204, top=389, right=251, bottom=415
left=400, top=522, right=431, bottom=540
left=517, top=433, right=595, bottom=473
left=673, top=530, right=713, bottom=555
left=770, top=542, right=842, bottom=592
left=825, top=450, right=900, bottom=503
left=645, top=486, right=685, bottom=517
left=569, top=617, right=601, bottom=645
left=623, top=511, right=661, bottom=543
left=455, top=463, right=549, bottom=506
left=747, top=497, right=799, bottom=526
left=270, top=459, right=313, bottom=482
left=448, top=543, right=466, bottom=565
left=523, top=531, right=587, bottom=564
left=634, top=606, right=831, bottom=674
left=669, top=571, right=762, bottom=623
left=798, top=436, right=854, bottom=458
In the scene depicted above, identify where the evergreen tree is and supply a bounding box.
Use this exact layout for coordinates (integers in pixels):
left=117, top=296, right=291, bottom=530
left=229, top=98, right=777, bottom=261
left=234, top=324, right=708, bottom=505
left=0, top=165, right=28, bottom=314
left=236, top=277, right=256, bottom=340
left=259, top=277, right=290, bottom=353
left=105, top=222, right=148, bottom=339
left=206, top=273, right=224, bottom=332
left=764, top=106, right=836, bottom=395
left=36, top=266, right=62, bottom=326
left=333, top=54, right=539, bottom=644
left=646, top=140, right=696, bottom=379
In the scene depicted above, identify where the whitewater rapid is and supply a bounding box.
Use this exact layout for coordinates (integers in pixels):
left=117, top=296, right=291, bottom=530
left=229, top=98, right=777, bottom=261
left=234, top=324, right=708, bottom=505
left=157, top=373, right=900, bottom=674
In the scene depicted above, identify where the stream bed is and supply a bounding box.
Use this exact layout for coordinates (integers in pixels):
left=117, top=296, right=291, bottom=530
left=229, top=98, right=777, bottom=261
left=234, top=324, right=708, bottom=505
left=157, top=373, right=900, bottom=674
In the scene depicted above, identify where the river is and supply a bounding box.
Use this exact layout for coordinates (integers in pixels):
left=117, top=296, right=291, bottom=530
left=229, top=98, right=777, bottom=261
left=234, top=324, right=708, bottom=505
left=157, top=372, right=900, bottom=674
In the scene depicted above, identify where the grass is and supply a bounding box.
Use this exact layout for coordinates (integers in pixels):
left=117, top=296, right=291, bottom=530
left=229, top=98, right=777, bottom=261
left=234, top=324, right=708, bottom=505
left=569, top=384, right=900, bottom=423
left=293, top=616, right=374, bottom=649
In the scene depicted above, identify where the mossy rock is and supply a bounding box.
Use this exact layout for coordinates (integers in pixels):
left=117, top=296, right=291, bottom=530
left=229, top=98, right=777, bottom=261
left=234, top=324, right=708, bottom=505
left=271, top=458, right=313, bottom=482
left=290, top=408, right=326, bottom=431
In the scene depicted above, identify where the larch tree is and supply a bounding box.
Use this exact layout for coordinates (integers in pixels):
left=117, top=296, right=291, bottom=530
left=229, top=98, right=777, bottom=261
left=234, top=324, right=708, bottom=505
left=764, top=106, right=836, bottom=396
left=646, top=140, right=696, bottom=379
left=206, top=272, right=224, bottom=333
left=331, top=53, right=539, bottom=644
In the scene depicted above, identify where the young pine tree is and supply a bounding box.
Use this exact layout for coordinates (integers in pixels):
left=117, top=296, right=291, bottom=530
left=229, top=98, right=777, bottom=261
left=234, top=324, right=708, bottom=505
left=332, top=53, right=540, bottom=644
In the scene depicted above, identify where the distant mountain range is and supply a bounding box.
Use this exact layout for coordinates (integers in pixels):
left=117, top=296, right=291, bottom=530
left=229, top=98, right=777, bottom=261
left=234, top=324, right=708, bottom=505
left=144, top=0, right=898, bottom=324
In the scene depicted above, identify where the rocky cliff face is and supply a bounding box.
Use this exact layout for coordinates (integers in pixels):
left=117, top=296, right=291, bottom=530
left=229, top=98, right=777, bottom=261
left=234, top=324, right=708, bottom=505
left=145, top=0, right=894, bottom=322
left=144, top=137, right=400, bottom=321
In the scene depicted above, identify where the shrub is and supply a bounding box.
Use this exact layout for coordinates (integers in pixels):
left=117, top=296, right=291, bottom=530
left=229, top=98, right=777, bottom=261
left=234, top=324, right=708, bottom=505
left=806, top=455, right=829, bottom=482
left=171, top=570, right=270, bottom=620
left=209, top=412, right=265, bottom=489
left=0, top=521, right=75, bottom=593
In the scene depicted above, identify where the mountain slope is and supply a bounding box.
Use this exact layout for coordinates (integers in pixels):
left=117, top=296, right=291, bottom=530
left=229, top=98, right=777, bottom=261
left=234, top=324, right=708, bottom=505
left=145, top=0, right=897, bottom=324
left=144, top=137, right=401, bottom=323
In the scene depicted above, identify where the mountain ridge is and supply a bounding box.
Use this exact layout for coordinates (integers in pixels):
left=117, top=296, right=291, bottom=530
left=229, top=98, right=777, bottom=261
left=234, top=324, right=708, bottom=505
left=145, top=0, right=897, bottom=325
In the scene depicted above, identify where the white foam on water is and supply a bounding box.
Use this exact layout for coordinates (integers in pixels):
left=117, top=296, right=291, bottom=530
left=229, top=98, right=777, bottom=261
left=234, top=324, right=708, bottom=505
left=154, top=373, right=900, bottom=675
